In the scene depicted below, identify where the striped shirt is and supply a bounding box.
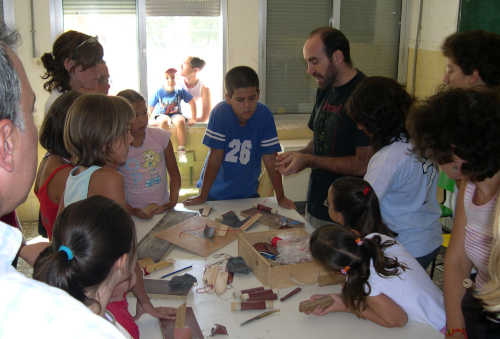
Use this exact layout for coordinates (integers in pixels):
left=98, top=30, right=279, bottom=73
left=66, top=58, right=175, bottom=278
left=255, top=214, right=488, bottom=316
left=463, top=182, right=496, bottom=289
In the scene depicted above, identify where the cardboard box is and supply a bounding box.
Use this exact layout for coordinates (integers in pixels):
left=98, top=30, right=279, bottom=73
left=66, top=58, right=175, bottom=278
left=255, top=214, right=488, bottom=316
left=238, top=228, right=333, bottom=288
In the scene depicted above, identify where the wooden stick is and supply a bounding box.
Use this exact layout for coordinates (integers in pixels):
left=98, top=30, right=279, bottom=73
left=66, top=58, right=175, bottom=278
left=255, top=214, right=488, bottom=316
left=175, top=303, right=186, bottom=328
left=280, top=287, right=302, bottom=302
left=240, top=213, right=262, bottom=231
left=299, top=295, right=334, bottom=313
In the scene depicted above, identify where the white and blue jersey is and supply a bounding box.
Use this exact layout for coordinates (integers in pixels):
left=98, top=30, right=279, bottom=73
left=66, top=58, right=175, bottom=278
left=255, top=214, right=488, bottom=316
left=198, top=102, right=281, bottom=200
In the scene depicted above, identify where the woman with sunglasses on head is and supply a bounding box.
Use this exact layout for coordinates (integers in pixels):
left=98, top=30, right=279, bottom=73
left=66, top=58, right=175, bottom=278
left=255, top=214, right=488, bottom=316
left=41, top=30, right=110, bottom=114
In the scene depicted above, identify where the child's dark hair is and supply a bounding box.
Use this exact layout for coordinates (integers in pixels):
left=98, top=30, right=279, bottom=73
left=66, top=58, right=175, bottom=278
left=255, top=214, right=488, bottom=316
left=117, top=89, right=145, bottom=105
left=310, top=224, right=406, bottom=315
left=39, top=91, right=82, bottom=159
left=347, top=76, right=413, bottom=151
left=225, top=66, right=259, bottom=97
left=33, top=195, right=136, bottom=304
left=330, top=177, right=397, bottom=237
left=189, top=56, right=206, bottom=70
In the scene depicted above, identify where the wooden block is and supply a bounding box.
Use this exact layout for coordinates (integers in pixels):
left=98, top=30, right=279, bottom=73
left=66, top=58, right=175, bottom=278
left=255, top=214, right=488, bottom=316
left=200, top=207, right=212, bottom=217
left=175, top=303, right=186, bottom=329
left=138, top=258, right=174, bottom=275
left=155, top=216, right=240, bottom=257
left=216, top=224, right=229, bottom=237
left=240, top=213, right=262, bottom=231
left=298, top=295, right=334, bottom=313
left=160, top=307, right=203, bottom=339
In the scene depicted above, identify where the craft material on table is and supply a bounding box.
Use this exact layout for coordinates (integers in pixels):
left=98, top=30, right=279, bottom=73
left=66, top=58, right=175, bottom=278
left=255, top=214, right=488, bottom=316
left=240, top=309, right=280, bottom=326
left=280, top=287, right=302, bottom=302
left=137, top=209, right=197, bottom=261
left=235, top=289, right=278, bottom=301
left=161, top=265, right=193, bottom=279
left=155, top=216, right=240, bottom=257
left=231, top=300, right=274, bottom=311
left=159, top=307, right=203, bottom=339
left=200, top=207, right=213, bottom=217
left=175, top=303, right=187, bottom=329
left=240, top=206, right=304, bottom=228
left=144, top=274, right=196, bottom=298
left=138, top=257, right=174, bottom=275
left=226, top=256, right=251, bottom=274
left=210, top=323, right=228, bottom=336
left=219, top=210, right=247, bottom=227
left=239, top=213, right=262, bottom=231
left=238, top=229, right=330, bottom=288
left=299, top=295, right=334, bottom=313
left=317, top=272, right=346, bottom=286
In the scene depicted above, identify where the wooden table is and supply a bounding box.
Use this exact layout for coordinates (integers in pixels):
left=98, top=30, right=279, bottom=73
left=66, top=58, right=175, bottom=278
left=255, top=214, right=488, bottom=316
left=129, top=197, right=443, bottom=339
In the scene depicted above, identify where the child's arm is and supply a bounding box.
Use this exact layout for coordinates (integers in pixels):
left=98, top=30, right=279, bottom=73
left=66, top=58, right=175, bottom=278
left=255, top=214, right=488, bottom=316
left=155, top=142, right=181, bottom=213
left=262, top=153, right=296, bottom=209
left=126, top=203, right=154, bottom=219
left=306, top=293, right=408, bottom=328
left=444, top=182, right=471, bottom=337
left=188, top=99, right=197, bottom=125
left=200, top=86, right=211, bottom=122
left=183, top=148, right=224, bottom=205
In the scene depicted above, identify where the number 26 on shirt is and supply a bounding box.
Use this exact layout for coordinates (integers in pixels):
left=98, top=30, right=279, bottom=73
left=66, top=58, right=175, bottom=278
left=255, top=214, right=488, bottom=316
left=225, top=139, right=252, bottom=165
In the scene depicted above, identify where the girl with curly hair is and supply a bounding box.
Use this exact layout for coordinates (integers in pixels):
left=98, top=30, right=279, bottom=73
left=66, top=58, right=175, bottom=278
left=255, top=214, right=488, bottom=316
left=347, top=76, right=442, bottom=269
left=407, top=88, right=500, bottom=338
left=303, top=224, right=445, bottom=331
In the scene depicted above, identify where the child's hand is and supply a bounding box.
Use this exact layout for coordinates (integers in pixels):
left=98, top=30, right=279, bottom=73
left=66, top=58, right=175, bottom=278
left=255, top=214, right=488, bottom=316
left=309, top=294, right=346, bottom=315
left=187, top=118, right=197, bottom=126
left=134, top=300, right=176, bottom=320
left=154, top=201, right=177, bottom=214
left=130, top=207, right=154, bottom=219
left=183, top=195, right=207, bottom=206
left=277, top=196, right=296, bottom=210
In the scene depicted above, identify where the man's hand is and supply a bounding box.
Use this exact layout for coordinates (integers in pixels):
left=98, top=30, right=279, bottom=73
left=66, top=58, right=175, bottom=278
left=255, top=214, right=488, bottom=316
left=276, top=152, right=310, bottom=175
left=277, top=196, right=296, bottom=210
left=183, top=195, right=207, bottom=206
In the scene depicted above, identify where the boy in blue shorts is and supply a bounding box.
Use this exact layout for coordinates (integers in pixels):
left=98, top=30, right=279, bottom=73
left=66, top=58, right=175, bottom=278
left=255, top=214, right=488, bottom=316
left=149, top=68, right=196, bottom=163
left=184, top=66, right=295, bottom=209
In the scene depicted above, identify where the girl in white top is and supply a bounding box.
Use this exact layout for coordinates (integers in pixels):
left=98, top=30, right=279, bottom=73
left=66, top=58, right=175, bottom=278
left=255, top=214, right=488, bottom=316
left=305, top=224, right=445, bottom=332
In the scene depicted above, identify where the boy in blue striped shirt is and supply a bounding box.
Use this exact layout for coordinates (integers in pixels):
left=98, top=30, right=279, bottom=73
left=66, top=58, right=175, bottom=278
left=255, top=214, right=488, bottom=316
left=184, top=66, right=295, bottom=209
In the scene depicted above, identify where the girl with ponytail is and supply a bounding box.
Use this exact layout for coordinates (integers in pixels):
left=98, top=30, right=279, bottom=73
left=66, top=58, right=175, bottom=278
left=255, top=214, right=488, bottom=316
left=304, top=224, right=445, bottom=331
left=34, top=196, right=137, bottom=338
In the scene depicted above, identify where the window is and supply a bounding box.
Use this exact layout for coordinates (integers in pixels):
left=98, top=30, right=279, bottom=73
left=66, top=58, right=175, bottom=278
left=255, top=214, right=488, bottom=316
left=60, top=0, right=225, bottom=106
left=262, top=0, right=404, bottom=114
left=143, top=0, right=224, bottom=116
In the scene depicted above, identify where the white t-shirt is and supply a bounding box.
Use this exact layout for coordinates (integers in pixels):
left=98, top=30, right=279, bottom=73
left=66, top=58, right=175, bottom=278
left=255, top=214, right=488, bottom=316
left=0, top=221, right=125, bottom=338
left=180, top=79, right=205, bottom=120
left=365, top=233, right=445, bottom=331
left=364, top=140, right=442, bottom=258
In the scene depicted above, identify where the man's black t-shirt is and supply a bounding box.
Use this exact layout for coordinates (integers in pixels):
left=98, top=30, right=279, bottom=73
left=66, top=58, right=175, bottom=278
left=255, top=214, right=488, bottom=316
left=306, top=71, right=370, bottom=221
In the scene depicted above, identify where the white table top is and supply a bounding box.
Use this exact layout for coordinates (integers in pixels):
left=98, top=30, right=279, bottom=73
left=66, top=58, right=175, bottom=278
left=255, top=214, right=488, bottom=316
left=129, top=197, right=442, bottom=339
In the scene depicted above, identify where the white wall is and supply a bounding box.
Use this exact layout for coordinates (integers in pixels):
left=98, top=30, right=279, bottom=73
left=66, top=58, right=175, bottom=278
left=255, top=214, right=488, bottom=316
left=407, top=0, right=459, bottom=51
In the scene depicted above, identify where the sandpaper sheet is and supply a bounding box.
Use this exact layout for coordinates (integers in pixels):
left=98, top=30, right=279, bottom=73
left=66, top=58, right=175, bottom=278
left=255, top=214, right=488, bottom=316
left=159, top=307, right=203, bottom=339
left=240, top=207, right=304, bottom=228
left=155, top=215, right=240, bottom=257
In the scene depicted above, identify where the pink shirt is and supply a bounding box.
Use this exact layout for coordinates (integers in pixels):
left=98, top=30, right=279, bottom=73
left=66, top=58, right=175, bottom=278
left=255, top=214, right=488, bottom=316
left=463, top=182, right=496, bottom=289
left=119, top=127, right=171, bottom=209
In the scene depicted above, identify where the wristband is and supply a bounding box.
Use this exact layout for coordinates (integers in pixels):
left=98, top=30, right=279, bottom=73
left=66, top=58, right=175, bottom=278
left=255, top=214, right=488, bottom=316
left=446, top=328, right=467, bottom=338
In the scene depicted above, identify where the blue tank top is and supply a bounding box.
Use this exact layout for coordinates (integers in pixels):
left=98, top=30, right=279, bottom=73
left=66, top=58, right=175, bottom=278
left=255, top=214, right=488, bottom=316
left=63, top=165, right=102, bottom=207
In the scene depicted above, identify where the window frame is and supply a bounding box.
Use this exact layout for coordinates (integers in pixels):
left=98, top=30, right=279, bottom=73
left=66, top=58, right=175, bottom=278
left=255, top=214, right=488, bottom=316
left=258, top=0, right=409, bottom=111
left=50, top=0, right=228, bottom=110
